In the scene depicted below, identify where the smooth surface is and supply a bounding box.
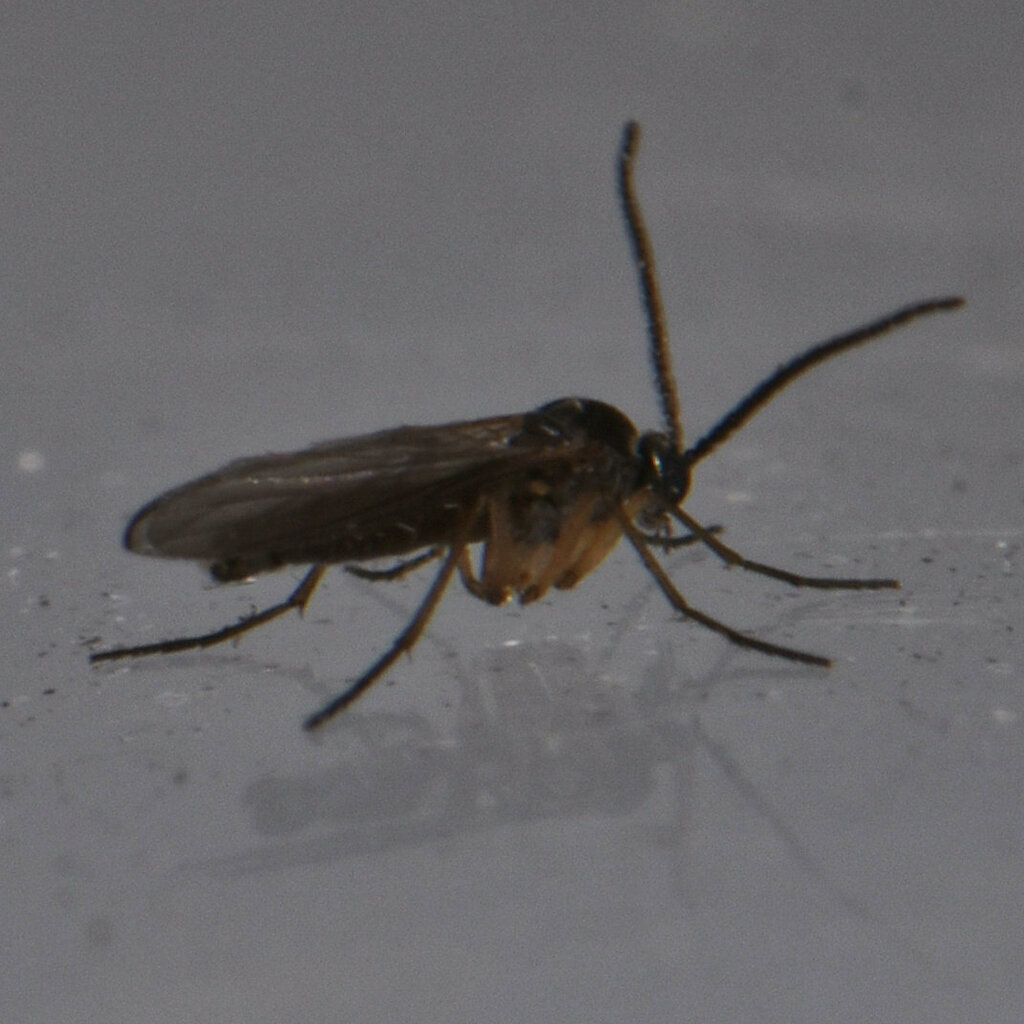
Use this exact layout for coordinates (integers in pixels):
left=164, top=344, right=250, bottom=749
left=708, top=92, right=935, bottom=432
left=4, top=4, right=1022, bottom=1022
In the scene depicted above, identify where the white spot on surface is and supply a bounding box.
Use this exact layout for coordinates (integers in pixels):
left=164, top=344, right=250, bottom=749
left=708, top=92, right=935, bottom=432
left=985, top=661, right=1013, bottom=677
left=17, top=451, right=45, bottom=473
left=156, top=691, right=191, bottom=708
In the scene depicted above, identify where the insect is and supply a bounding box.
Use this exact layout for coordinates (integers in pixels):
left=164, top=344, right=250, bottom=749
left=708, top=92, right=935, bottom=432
left=91, top=122, right=964, bottom=730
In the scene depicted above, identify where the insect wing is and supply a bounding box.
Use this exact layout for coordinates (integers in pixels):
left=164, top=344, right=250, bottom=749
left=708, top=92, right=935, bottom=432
left=124, top=413, right=568, bottom=576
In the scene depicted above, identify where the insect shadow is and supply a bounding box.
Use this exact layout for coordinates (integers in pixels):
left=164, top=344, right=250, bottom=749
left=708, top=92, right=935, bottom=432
left=90, top=122, right=964, bottom=730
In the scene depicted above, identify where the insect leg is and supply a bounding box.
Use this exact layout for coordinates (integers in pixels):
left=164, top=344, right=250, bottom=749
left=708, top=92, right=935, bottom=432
left=618, top=511, right=831, bottom=666
left=344, top=547, right=443, bottom=582
left=89, top=564, right=329, bottom=663
left=303, top=500, right=484, bottom=730
left=456, top=549, right=493, bottom=602
left=637, top=524, right=722, bottom=550
left=671, top=506, right=899, bottom=590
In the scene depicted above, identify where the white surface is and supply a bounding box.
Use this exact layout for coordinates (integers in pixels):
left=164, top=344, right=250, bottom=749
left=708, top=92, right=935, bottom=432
left=4, top=3, right=1022, bottom=1022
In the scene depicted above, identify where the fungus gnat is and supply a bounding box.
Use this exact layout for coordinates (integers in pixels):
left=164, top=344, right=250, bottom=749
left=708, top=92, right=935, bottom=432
left=91, top=122, right=964, bottom=730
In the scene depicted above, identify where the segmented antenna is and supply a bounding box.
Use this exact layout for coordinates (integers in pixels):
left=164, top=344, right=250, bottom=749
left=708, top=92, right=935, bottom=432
left=619, top=121, right=684, bottom=452
left=684, top=296, right=965, bottom=467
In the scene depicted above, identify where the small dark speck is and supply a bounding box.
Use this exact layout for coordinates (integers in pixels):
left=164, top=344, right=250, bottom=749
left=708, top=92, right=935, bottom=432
left=42, top=688, right=56, bottom=696
left=38, top=596, right=50, bottom=609
left=173, top=769, right=188, bottom=785
left=84, top=915, right=115, bottom=949
left=921, top=557, right=933, bottom=564
left=839, top=77, right=868, bottom=109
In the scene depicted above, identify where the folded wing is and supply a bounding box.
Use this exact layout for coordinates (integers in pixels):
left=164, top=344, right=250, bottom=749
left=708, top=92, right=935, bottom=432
left=124, top=413, right=557, bottom=578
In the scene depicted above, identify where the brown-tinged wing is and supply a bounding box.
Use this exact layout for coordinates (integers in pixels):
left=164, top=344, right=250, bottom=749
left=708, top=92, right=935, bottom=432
left=123, top=410, right=604, bottom=577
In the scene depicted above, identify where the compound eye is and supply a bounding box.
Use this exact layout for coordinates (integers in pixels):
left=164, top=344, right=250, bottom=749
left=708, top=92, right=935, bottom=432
left=662, top=459, right=692, bottom=504
left=645, top=443, right=664, bottom=479
left=638, top=433, right=692, bottom=504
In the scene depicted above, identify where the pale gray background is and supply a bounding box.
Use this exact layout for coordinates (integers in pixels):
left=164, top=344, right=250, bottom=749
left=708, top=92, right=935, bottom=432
left=4, top=3, right=1022, bottom=1022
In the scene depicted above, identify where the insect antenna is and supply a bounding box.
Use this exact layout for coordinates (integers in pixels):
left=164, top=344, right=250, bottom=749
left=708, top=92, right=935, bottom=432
left=619, top=120, right=684, bottom=452
left=683, top=296, right=965, bottom=468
